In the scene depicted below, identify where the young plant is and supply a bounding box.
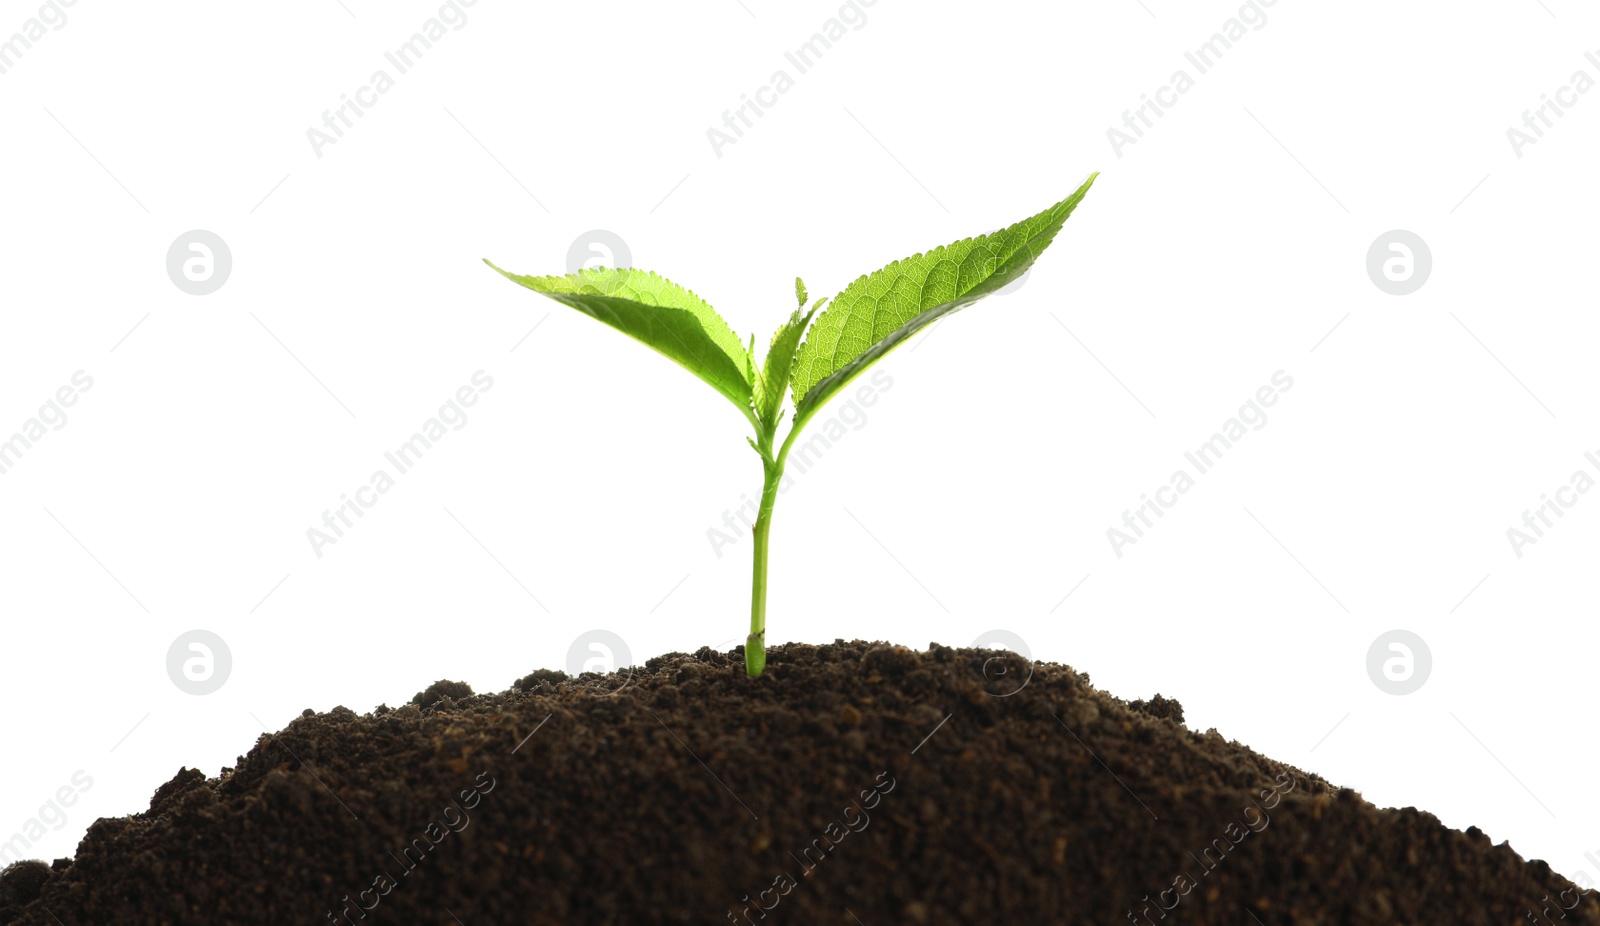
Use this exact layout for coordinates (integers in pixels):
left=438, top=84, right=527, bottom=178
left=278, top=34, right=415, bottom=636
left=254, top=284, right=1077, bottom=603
left=486, top=173, right=1097, bottom=678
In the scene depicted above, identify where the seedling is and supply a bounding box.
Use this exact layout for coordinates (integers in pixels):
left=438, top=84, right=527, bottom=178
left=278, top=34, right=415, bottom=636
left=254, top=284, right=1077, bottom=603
left=487, top=174, right=1097, bottom=678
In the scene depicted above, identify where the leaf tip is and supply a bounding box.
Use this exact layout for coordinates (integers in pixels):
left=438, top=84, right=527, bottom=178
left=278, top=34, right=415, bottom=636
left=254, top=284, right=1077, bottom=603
left=483, top=258, right=519, bottom=282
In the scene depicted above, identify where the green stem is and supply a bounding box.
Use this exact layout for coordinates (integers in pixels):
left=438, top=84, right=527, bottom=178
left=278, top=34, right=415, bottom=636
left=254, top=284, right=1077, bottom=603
left=744, top=405, right=828, bottom=678
left=746, top=457, right=783, bottom=678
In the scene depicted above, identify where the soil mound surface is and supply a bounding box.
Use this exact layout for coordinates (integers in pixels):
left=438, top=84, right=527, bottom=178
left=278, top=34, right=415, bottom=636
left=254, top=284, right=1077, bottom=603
left=2, top=641, right=1592, bottom=925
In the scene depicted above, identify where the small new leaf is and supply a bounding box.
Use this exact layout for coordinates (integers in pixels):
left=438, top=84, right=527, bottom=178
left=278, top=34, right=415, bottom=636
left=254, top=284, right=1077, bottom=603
left=485, top=262, right=753, bottom=410
left=795, top=276, right=808, bottom=308
left=754, top=304, right=818, bottom=431
left=789, top=174, right=1098, bottom=421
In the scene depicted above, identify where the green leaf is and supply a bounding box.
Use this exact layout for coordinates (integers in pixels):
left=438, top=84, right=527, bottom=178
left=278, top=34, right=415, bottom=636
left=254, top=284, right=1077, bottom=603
left=794, top=276, right=808, bottom=308
left=754, top=303, right=819, bottom=431
left=789, top=174, right=1098, bottom=420
left=485, top=261, right=753, bottom=410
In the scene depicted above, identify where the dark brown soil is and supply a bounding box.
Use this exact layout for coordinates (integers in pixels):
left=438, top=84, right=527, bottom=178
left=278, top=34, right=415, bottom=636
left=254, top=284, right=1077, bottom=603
left=3, top=641, right=1593, bottom=925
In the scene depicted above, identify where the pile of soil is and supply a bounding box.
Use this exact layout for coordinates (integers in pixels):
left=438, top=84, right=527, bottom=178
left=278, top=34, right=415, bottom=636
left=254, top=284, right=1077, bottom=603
left=3, top=641, right=1593, bottom=924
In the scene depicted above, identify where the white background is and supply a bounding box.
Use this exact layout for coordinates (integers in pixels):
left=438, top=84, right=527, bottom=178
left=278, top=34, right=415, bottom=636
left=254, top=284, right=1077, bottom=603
left=2, top=0, right=1597, bottom=893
